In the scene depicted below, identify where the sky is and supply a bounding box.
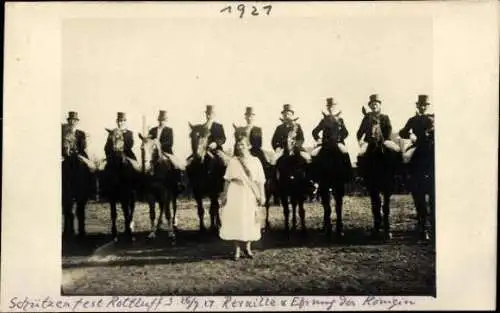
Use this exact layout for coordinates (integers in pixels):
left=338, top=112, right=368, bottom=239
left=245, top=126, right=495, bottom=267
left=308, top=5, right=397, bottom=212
left=62, top=16, right=433, bottom=163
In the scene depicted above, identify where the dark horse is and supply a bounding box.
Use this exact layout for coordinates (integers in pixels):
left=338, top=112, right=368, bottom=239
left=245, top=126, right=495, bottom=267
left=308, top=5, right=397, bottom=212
left=62, top=124, right=93, bottom=239
left=357, top=114, right=402, bottom=240
left=186, top=123, right=227, bottom=233
left=102, top=128, right=139, bottom=242
left=310, top=114, right=353, bottom=238
left=275, top=128, right=311, bottom=234
left=232, top=124, right=278, bottom=230
left=137, top=134, right=178, bottom=241
left=405, top=116, right=435, bottom=240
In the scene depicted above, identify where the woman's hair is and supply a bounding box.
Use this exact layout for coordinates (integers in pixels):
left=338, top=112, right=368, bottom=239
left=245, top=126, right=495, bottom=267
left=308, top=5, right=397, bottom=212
left=233, top=136, right=250, bottom=157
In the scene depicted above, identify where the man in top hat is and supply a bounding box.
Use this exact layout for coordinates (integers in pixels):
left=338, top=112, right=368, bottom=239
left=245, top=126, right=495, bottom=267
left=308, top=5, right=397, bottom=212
left=356, top=94, right=394, bottom=153
left=148, top=110, right=184, bottom=192
left=311, top=97, right=352, bottom=183
left=271, top=104, right=309, bottom=162
left=105, top=112, right=137, bottom=161
left=399, top=94, right=435, bottom=239
left=62, top=111, right=91, bottom=239
left=204, top=105, right=226, bottom=152
left=62, top=111, right=89, bottom=160
left=241, top=106, right=267, bottom=163
left=312, top=97, right=349, bottom=153
left=399, top=94, right=434, bottom=149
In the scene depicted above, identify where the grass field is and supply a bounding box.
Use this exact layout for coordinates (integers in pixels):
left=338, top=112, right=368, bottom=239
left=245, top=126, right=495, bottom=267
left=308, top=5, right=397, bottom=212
left=61, top=195, right=435, bottom=296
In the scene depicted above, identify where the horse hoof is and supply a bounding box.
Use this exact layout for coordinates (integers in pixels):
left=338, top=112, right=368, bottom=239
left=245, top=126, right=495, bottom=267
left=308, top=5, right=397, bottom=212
left=113, top=236, right=119, bottom=243
left=148, top=232, right=156, bottom=239
left=384, top=232, right=393, bottom=240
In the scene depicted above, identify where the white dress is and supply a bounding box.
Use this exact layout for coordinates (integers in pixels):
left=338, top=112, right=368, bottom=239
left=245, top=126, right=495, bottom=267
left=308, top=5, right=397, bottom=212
left=219, top=156, right=265, bottom=241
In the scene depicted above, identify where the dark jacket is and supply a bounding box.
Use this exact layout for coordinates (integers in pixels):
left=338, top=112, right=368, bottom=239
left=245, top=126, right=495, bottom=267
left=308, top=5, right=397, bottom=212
left=312, top=115, right=348, bottom=145
left=62, top=126, right=88, bottom=159
left=105, top=128, right=137, bottom=160
left=207, top=122, right=226, bottom=150
left=356, top=113, right=392, bottom=143
left=271, top=122, right=305, bottom=151
left=148, top=126, right=174, bottom=154
left=399, top=113, right=434, bottom=145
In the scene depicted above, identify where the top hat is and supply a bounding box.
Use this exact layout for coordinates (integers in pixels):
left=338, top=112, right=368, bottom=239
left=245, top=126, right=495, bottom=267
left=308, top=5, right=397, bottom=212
left=326, top=97, right=337, bottom=107
left=116, top=112, right=127, bottom=121
left=281, top=104, right=294, bottom=114
left=157, top=110, right=167, bottom=121
left=369, top=94, right=382, bottom=104
left=244, top=106, right=255, bottom=116
left=205, top=105, right=214, bottom=114
left=416, top=94, right=430, bottom=105
left=67, top=111, right=79, bottom=121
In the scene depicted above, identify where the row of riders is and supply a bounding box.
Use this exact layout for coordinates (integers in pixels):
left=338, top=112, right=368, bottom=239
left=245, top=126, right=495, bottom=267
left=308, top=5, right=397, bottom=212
left=62, top=94, right=435, bottom=243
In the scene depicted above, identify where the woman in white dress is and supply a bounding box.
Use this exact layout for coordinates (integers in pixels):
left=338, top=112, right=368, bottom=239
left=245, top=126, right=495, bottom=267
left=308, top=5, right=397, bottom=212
left=219, top=137, right=266, bottom=260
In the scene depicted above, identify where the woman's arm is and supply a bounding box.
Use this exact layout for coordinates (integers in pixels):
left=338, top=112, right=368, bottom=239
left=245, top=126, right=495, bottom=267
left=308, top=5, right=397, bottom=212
left=220, top=180, right=231, bottom=206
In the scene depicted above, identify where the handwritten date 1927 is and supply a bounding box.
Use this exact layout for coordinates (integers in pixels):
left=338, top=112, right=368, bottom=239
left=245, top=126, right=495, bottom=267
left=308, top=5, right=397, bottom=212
left=220, top=4, right=272, bottom=18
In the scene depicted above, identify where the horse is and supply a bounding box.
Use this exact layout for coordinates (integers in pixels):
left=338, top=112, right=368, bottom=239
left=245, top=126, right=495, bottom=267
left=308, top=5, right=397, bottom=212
left=137, top=134, right=178, bottom=241
left=61, top=124, right=93, bottom=239
left=101, top=128, right=140, bottom=242
left=310, top=114, right=353, bottom=238
left=405, top=115, right=435, bottom=240
left=232, top=124, right=278, bottom=230
left=185, top=123, right=227, bottom=233
left=275, top=128, right=311, bottom=234
left=357, top=114, right=402, bottom=240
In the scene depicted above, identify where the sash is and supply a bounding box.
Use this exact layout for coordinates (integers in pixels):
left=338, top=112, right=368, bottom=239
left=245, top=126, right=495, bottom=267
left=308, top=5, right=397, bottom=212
left=236, top=157, right=262, bottom=205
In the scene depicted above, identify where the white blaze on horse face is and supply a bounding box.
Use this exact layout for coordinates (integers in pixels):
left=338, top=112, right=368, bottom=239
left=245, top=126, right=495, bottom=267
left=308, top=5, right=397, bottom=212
left=62, top=130, right=77, bottom=157
left=112, top=130, right=125, bottom=152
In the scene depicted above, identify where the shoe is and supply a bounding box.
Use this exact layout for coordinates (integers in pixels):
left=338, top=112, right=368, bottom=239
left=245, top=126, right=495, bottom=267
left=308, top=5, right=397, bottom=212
left=244, top=249, right=254, bottom=259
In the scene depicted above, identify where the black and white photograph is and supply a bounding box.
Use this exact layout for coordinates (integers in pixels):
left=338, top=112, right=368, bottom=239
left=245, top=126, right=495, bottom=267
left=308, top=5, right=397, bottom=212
left=60, top=5, right=437, bottom=296
left=1, top=1, right=497, bottom=311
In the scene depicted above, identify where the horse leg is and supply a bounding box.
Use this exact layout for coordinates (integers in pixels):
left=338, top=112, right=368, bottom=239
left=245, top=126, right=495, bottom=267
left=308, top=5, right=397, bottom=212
left=298, top=199, right=306, bottom=233
left=369, top=189, right=382, bottom=237
left=147, top=194, right=157, bottom=238
left=62, top=195, right=75, bottom=239
left=382, top=191, right=392, bottom=240
left=172, top=193, right=178, bottom=230
left=264, top=182, right=272, bottom=230
left=291, top=198, right=298, bottom=231
left=129, top=191, right=136, bottom=235
left=76, top=197, right=87, bottom=238
left=320, top=185, right=332, bottom=236
left=195, top=193, right=206, bottom=232
left=281, top=195, right=290, bottom=235
left=209, top=194, right=220, bottom=233
left=110, top=200, right=118, bottom=241
left=429, top=184, right=436, bottom=241
left=120, top=197, right=133, bottom=242
left=163, top=192, right=176, bottom=242
left=333, top=184, right=345, bottom=238
left=412, top=188, right=427, bottom=239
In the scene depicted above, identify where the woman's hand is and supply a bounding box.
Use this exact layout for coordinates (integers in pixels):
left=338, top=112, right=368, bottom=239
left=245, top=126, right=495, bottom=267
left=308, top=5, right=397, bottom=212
left=220, top=193, right=228, bottom=206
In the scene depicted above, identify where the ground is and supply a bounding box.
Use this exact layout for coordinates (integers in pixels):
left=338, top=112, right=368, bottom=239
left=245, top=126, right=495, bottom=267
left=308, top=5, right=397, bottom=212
left=61, top=195, right=435, bottom=296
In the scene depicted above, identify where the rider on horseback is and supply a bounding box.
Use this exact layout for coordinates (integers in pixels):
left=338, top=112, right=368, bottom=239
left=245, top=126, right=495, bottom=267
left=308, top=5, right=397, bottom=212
left=104, top=112, right=137, bottom=161
left=399, top=94, right=435, bottom=240
left=147, top=110, right=184, bottom=193
left=271, top=104, right=311, bottom=165
left=356, top=94, right=398, bottom=174
left=62, top=111, right=91, bottom=238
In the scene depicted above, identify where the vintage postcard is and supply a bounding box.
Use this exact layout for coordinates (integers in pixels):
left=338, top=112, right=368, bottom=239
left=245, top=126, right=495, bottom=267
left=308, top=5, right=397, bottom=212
left=1, top=1, right=498, bottom=311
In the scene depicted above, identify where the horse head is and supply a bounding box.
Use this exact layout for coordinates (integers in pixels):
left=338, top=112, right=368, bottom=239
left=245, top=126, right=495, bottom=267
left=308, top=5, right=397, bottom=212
left=138, top=133, right=161, bottom=175
left=188, top=122, right=210, bottom=161
left=233, top=123, right=249, bottom=142
left=62, top=126, right=77, bottom=159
